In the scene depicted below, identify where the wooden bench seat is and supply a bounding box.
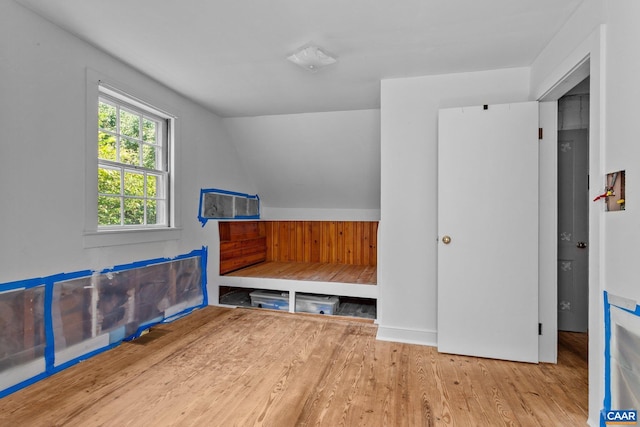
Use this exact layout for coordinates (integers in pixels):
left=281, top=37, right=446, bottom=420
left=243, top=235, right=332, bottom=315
left=224, top=261, right=376, bottom=285
left=219, top=221, right=378, bottom=285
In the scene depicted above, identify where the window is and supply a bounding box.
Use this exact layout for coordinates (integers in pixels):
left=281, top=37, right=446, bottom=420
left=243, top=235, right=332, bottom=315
left=97, top=90, right=170, bottom=228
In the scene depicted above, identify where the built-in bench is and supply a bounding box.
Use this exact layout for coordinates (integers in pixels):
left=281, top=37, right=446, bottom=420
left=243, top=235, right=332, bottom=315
left=218, top=220, right=378, bottom=318
left=219, top=220, right=377, bottom=281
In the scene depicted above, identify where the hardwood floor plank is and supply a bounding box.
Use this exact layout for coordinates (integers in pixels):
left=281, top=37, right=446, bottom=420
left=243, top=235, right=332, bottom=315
left=0, top=307, right=588, bottom=427
left=225, top=261, right=377, bottom=285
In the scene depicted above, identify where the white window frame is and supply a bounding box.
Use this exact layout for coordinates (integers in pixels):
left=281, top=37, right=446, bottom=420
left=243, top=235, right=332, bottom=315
left=84, top=69, right=181, bottom=247
left=98, top=92, right=169, bottom=229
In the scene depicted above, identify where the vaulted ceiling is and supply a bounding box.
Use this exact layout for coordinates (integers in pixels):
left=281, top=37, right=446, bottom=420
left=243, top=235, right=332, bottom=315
left=15, top=0, right=583, bottom=117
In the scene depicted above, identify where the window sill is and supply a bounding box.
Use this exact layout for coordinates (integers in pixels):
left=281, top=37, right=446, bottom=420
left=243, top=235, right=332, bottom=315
left=83, top=227, right=182, bottom=248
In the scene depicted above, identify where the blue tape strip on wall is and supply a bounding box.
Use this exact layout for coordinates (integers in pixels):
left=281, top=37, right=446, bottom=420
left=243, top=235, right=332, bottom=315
left=0, top=246, right=208, bottom=399
left=600, top=290, right=640, bottom=426
left=198, top=187, right=260, bottom=226
left=602, top=291, right=612, bottom=427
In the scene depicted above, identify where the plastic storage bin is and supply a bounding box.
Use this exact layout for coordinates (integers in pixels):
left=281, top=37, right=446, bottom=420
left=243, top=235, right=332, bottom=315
left=295, top=293, right=339, bottom=315
left=249, top=290, right=289, bottom=311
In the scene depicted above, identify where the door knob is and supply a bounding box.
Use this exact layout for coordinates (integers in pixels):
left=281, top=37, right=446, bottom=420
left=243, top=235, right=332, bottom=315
left=576, top=241, right=587, bottom=249
left=442, top=235, right=452, bottom=244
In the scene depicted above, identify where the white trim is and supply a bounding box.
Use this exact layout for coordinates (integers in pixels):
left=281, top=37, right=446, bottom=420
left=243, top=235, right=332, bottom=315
left=538, top=101, right=559, bottom=364
left=531, top=25, right=605, bottom=427
left=216, top=276, right=378, bottom=300
left=85, top=68, right=182, bottom=246
left=261, top=207, right=381, bottom=221
left=376, top=325, right=437, bottom=347
left=538, top=56, right=590, bottom=102
left=98, top=83, right=177, bottom=120
left=83, top=227, right=181, bottom=248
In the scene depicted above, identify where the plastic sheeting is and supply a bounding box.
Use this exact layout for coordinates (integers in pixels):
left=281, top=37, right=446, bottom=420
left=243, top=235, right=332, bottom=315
left=609, top=305, right=640, bottom=410
left=54, top=257, right=203, bottom=344
left=198, top=188, right=260, bottom=226
left=0, top=248, right=207, bottom=398
left=0, top=286, right=45, bottom=372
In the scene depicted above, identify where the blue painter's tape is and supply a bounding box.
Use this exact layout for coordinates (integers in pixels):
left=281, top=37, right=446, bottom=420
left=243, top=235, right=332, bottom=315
left=200, top=245, right=209, bottom=306
left=603, top=291, right=612, bottom=424
left=0, top=279, right=39, bottom=292
left=43, top=278, right=55, bottom=374
left=197, top=189, right=205, bottom=226
left=601, top=291, right=640, bottom=426
left=0, top=247, right=208, bottom=398
left=47, top=269, right=93, bottom=285
left=163, top=304, right=203, bottom=323
left=99, top=248, right=205, bottom=275
left=200, top=187, right=260, bottom=198
left=197, top=187, right=260, bottom=226
left=0, top=277, right=46, bottom=292
left=0, top=372, right=50, bottom=400
left=0, top=269, right=93, bottom=294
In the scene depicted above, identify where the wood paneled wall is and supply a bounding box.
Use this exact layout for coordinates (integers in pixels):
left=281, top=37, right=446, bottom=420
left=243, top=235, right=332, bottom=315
left=219, top=222, right=267, bottom=274
left=219, top=221, right=378, bottom=274
left=264, top=221, right=377, bottom=266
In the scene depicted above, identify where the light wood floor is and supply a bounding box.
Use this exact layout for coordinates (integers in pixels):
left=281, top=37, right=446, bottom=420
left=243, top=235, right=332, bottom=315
left=0, top=307, right=588, bottom=426
left=225, top=261, right=377, bottom=285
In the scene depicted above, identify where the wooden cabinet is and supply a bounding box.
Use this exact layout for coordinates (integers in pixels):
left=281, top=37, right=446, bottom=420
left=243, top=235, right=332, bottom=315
left=219, top=222, right=267, bottom=274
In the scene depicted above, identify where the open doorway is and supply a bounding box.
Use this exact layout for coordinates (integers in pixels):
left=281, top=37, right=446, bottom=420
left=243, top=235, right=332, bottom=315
left=557, top=76, right=590, bottom=334
left=553, top=74, right=590, bottom=419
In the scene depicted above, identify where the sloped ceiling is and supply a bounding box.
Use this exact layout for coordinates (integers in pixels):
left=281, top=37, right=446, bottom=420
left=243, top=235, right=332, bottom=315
left=15, top=0, right=583, bottom=117
left=12, top=0, right=584, bottom=213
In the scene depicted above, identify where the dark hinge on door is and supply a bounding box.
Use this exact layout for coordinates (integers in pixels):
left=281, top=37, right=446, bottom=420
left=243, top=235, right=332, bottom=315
left=538, top=323, right=543, bottom=335
left=538, top=128, right=543, bottom=140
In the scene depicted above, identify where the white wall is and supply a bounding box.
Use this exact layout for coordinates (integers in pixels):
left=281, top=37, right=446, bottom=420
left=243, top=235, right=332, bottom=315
left=602, top=1, right=640, bottom=303
left=378, top=68, right=530, bottom=345
left=594, top=2, right=640, bottom=416
left=0, top=1, right=253, bottom=290
left=223, top=110, right=380, bottom=220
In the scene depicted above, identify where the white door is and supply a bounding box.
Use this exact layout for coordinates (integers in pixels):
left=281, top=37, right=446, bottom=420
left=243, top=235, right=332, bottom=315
left=438, top=102, right=539, bottom=363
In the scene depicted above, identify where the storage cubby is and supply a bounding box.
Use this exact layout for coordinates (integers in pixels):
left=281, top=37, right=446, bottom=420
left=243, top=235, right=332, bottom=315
left=218, top=286, right=254, bottom=307
left=218, top=286, right=377, bottom=320
left=334, top=296, right=377, bottom=319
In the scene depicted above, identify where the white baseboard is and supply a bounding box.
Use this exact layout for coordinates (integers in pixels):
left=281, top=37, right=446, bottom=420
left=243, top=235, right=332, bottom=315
left=376, top=325, right=437, bottom=347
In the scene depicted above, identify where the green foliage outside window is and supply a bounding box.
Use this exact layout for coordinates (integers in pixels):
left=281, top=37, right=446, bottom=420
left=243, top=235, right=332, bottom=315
left=98, top=99, right=163, bottom=227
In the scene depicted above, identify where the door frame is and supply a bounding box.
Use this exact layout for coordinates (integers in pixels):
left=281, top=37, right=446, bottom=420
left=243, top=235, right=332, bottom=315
left=538, top=57, right=591, bottom=363
left=538, top=101, right=559, bottom=363
left=531, top=24, right=604, bottom=424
